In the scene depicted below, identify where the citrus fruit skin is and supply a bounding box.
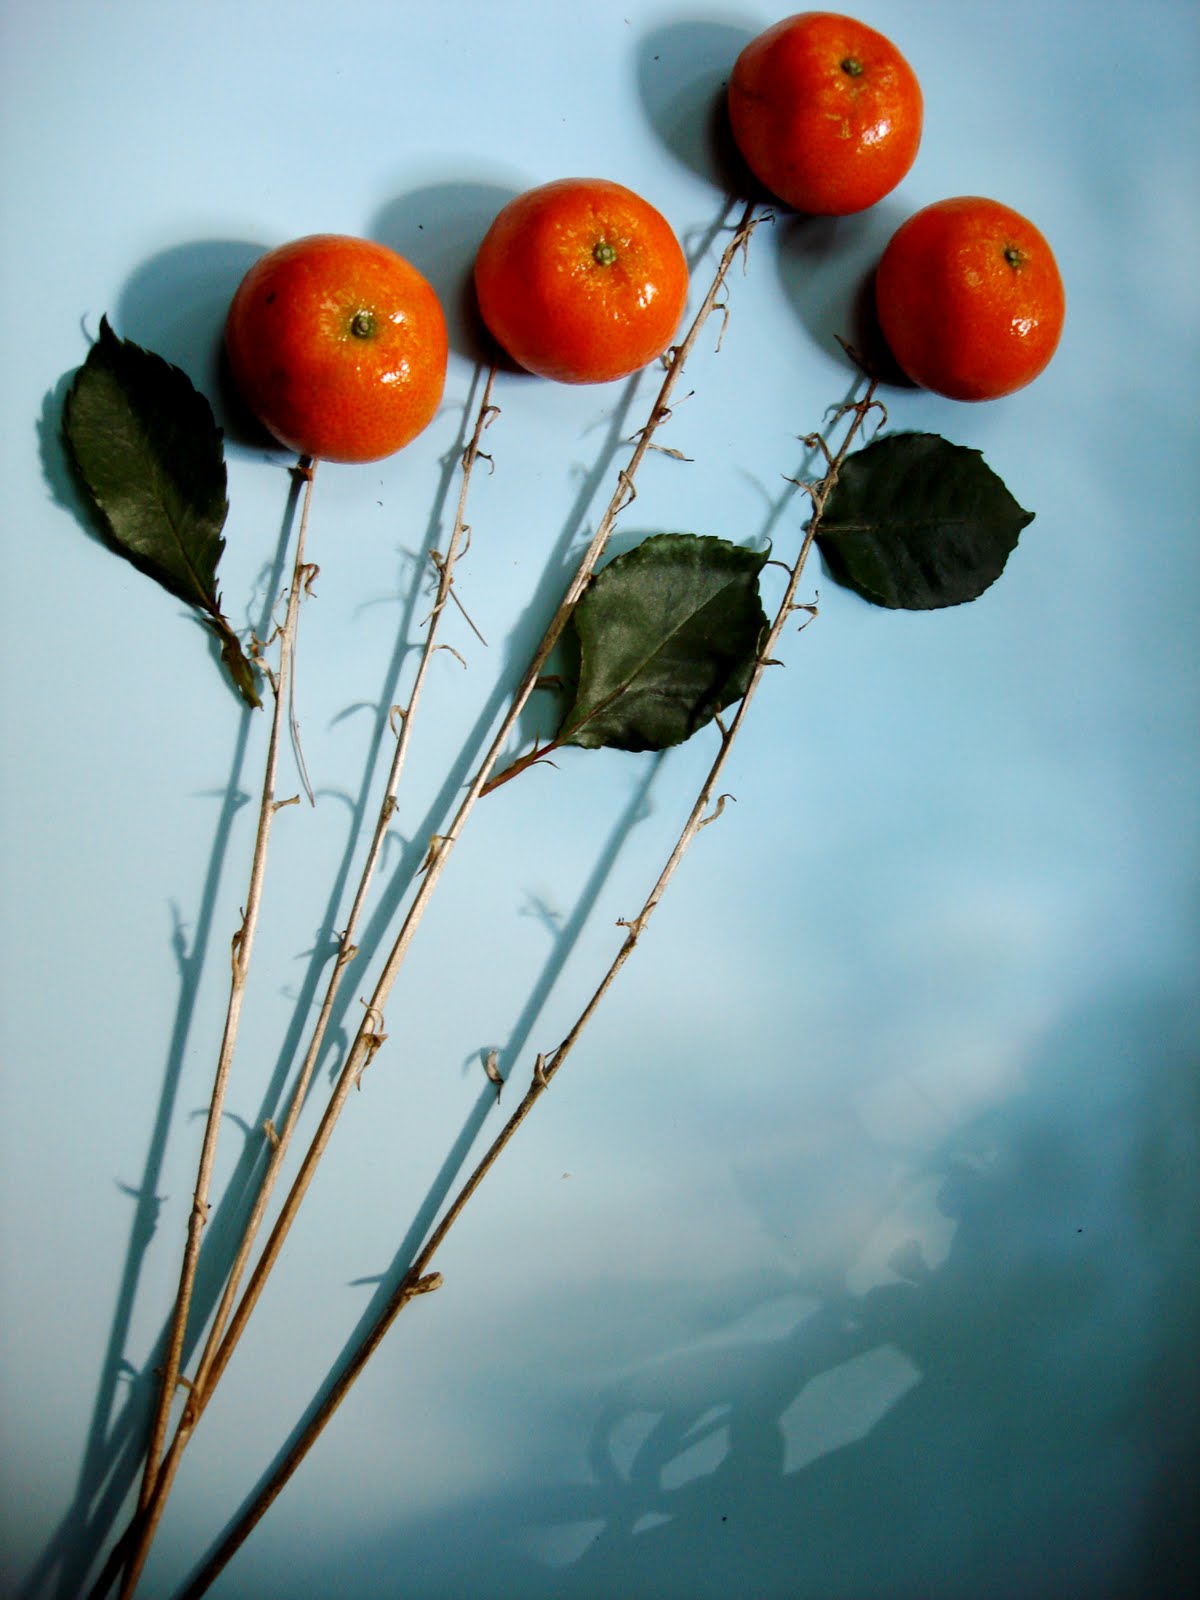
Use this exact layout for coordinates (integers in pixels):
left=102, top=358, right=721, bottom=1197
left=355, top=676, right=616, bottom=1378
left=225, top=234, right=448, bottom=463
left=473, top=178, right=689, bottom=384
left=729, top=11, right=923, bottom=216
left=875, top=197, right=1065, bottom=401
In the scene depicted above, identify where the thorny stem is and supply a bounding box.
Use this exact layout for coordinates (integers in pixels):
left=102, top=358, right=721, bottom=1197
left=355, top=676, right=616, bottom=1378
left=190, top=198, right=760, bottom=1388
left=108, top=377, right=499, bottom=1598
left=118, top=457, right=318, bottom=1598
left=176, top=372, right=881, bottom=1600
left=108, top=201, right=758, bottom=1598
left=141, top=197, right=761, bottom=1571
left=196, top=370, right=499, bottom=1383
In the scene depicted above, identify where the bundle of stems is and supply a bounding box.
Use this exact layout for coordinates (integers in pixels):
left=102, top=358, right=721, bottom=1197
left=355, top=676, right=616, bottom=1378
left=102, top=198, right=762, bottom=1598
left=98, top=374, right=498, bottom=1600
left=177, top=369, right=881, bottom=1598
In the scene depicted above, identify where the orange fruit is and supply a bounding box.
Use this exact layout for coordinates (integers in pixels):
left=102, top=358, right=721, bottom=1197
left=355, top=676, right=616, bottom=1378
left=225, top=234, right=448, bottom=463
left=875, top=197, right=1065, bottom=401
left=728, top=11, right=922, bottom=216
left=472, top=178, right=689, bottom=384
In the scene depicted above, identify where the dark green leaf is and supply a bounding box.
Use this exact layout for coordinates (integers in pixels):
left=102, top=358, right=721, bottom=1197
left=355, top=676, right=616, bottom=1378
left=62, top=317, right=260, bottom=706
left=816, top=431, right=1034, bottom=610
left=558, top=533, right=769, bottom=753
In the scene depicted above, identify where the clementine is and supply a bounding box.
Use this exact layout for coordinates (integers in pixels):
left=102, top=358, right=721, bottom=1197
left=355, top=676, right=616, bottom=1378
left=728, top=11, right=922, bottom=216
left=874, top=197, right=1065, bottom=401
left=225, top=234, right=448, bottom=463
left=472, top=179, right=689, bottom=384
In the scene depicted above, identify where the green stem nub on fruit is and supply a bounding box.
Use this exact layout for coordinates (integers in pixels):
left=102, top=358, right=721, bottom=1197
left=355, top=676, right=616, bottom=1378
left=592, top=239, right=618, bottom=268
left=1003, top=245, right=1027, bottom=272
left=840, top=56, right=864, bottom=76
left=350, top=310, right=376, bottom=339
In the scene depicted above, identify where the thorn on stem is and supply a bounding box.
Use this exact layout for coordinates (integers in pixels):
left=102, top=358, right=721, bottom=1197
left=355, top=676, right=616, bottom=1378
left=271, top=794, right=301, bottom=814
left=629, top=403, right=674, bottom=445
left=699, top=792, right=736, bottom=830
left=801, top=430, right=835, bottom=469
left=263, top=1119, right=280, bottom=1149
left=425, top=559, right=488, bottom=645
left=533, top=1053, right=550, bottom=1088
left=419, top=834, right=451, bottom=873
left=736, top=210, right=766, bottom=265
left=783, top=473, right=820, bottom=503
left=713, top=300, right=731, bottom=352
left=355, top=1007, right=388, bottom=1088
left=483, top=1049, right=504, bottom=1101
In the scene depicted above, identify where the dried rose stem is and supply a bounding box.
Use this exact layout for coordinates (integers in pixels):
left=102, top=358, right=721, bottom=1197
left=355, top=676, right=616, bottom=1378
left=111, top=377, right=499, bottom=1598
left=194, top=370, right=499, bottom=1380
left=125, top=457, right=317, bottom=1551
left=114, top=199, right=757, bottom=1599
left=176, top=373, right=881, bottom=1600
left=188, top=199, right=763, bottom=1421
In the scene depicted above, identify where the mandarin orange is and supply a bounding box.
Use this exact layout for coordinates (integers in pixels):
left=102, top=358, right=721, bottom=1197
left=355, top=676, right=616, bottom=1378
left=225, top=234, right=448, bottom=463
left=875, top=197, right=1065, bottom=401
left=473, top=179, right=688, bottom=384
left=729, top=11, right=922, bottom=216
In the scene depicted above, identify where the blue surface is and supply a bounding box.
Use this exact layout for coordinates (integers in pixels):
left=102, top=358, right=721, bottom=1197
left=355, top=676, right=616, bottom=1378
left=2, top=2, right=1198, bottom=1597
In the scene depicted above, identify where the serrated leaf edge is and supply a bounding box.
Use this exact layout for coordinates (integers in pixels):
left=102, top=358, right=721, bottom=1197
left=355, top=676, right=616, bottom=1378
left=562, top=532, right=769, bottom=749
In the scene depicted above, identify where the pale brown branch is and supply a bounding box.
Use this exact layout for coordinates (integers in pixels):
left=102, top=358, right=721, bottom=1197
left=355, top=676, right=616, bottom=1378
left=117, top=456, right=319, bottom=1599
left=108, top=374, right=502, bottom=1598
left=140, top=204, right=765, bottom=1598
left=172, top=366, right=878, bottom=1600
left=200, top=203, right=761, bottom=1376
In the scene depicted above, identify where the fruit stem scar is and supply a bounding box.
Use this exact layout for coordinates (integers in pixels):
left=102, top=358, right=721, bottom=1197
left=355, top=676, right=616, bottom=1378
left=592, top=239, right=618, bottom=267
left=350, top=309, right=376, bottom=338
left=840, top=56, right=864, bottom=76
left=1003, top=244, right=1027, bottom=271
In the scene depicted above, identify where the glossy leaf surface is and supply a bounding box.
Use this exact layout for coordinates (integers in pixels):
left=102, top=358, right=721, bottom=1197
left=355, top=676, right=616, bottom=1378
left=817, top=431, right=1034, bottom=610
left=559, top=533, right=769, bottom=752
left=63, top=318, right=259, bottom=706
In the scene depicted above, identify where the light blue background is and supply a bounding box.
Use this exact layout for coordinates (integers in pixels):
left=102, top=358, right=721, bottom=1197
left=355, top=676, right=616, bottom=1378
left=2, top=2, right=1197, bottom=1596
